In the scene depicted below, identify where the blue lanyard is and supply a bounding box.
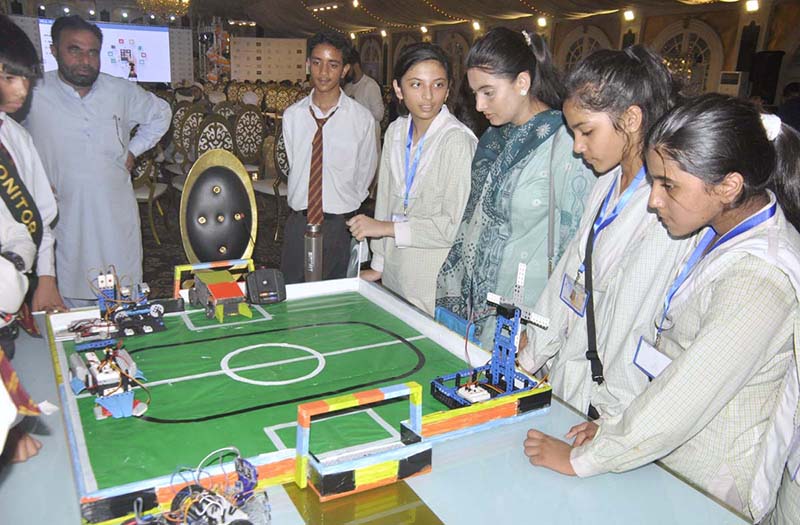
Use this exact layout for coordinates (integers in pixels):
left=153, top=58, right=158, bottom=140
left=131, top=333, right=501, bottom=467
left=656, top=201, right=778, bottom=337
left=578, top=166, right=647, bottom=274
left=404, top=121, right=426, bottom=214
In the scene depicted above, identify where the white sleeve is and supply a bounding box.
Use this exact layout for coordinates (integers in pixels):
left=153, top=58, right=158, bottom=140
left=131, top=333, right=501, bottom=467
left=366, top=83, right=385, bottom=123
left=0, top=204, right=35, bottom=272
left=127, top=86, right=172, bottom=158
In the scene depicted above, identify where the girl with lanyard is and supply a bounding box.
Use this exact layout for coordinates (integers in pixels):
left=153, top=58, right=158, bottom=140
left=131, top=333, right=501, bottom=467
left=517, top=46, right=693, bottom=420
left=435, top=27, right=595, bottom=346
left=347, top=43, right=477, bottom=315
left=524, top=94, right=800, bottom=524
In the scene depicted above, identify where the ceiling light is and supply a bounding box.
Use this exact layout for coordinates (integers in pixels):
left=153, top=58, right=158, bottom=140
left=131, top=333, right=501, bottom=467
left=63, top=7, right=70, bottom=13
left=121, top=11, right=128, bottom=18
left=89, top=9, right=96, bottom=15
left=39, top=4, right=45, bottom=10
left=472, top=21, right=480, bottom=31
left=380, top=29, right=387, bottom=38
left=150, top=14, right=156, bottom=19
left=745, top=0, right=758, bottom=11
left=352, top=0, right=358, bottom=6
left=350, top=32, right=356, bottom=40
left=537, top=17, right=547, bottom=28
left=420, top=26, right=428, bottom=33
left=623, top=10, right=635, bottom=21
left=169, top=15, right=176, bottom=21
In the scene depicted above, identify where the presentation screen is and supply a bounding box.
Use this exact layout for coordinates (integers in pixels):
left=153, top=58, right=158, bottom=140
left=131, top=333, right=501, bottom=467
left=38, top=19, right=172, bottom=83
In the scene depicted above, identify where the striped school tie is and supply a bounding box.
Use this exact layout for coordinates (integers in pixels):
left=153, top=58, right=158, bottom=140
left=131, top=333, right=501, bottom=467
left=0, top=347, right=40, bottom=416
left=307, top=106, right=337, bottom=226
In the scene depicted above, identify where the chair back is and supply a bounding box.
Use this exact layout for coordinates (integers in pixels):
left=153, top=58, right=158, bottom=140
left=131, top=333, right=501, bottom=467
left=275, top=86, right=295, bottom=116
left=171, top=101, right=193, bottom=147
left=195, top=114, right=235, bottom=157
left=264, top=84, right=280, bottom=114
left=178, top=104, right=206, bottom=164
left=274, top=121, right=290, bottom=184
left=213, top=101, right=239, bottom=123
left=233, top=105, right=266, bottom=165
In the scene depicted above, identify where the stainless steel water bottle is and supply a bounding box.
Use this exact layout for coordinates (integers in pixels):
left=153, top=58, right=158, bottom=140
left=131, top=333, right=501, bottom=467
left=304, top=223, right=323, bottom=282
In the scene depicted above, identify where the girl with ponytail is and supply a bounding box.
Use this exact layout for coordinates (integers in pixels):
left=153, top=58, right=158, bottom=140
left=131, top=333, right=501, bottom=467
left=436, top=27, right=595, bottom=347
left=517, top=45, right=694, bottom=422
left=525, top=93, right=800, bottom=524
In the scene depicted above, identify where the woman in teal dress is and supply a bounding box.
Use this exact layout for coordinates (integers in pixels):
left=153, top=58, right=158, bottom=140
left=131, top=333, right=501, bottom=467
left=436, top=27, right=595, bottom=346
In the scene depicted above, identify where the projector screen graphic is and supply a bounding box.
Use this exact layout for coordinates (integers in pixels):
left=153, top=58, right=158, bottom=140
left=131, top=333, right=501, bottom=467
left=39, top=19, right=172, bottom=83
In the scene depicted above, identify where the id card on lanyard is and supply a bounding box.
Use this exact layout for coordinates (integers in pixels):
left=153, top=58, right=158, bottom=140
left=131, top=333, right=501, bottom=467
left=402, top=120, right=426, bottom=218
left=560, top=167, right=646, bottom=316
left=634, top=201, right=778, bottom=378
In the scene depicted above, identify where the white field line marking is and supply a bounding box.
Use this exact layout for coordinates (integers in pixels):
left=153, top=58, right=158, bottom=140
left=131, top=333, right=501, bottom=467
left=262, top=408, right=400, bottom=453
left=75, top=335, right=427, bottom=399
left=180, top=304, right=272, bottom=331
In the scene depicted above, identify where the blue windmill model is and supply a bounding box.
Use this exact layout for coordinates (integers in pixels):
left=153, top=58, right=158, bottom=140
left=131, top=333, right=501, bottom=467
left=431, top=263, right=550, bottom=408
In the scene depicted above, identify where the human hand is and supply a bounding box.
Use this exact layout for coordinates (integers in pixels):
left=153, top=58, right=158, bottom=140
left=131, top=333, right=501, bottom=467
left=359, top=269, right=382, bottom=282
left=125, top=152, right=135, bottom=172
left=518, top=329, right=528, bottom=350
left=523, top=429, right=576, bottom=476
left=346, top=215, right=393, bottom=241
left=31, top=276, right=68, bottom=313
left=565, top=421, right=598, bottom=447
left=5, top=427, right=42, bottom=463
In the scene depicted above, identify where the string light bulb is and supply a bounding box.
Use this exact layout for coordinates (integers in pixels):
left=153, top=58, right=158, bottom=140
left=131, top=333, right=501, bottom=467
left=380, top=29, right=387, bottom=38
left=472, top=21, right=480, bottom=30
left=623, top=10, right=635, bottom=21
left=537, top=17, right=547, bottom=28
left=420, top=26, right=428, bottom=33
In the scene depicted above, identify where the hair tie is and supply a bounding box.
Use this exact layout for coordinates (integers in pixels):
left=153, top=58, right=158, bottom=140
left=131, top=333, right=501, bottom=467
left=521, top=30, right=532, bottom=47
left=761, top=113, right=782, bottom=141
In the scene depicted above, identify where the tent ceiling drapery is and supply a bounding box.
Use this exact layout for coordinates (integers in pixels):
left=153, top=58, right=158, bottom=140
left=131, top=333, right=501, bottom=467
left=193, top=0, right=739, bottom=36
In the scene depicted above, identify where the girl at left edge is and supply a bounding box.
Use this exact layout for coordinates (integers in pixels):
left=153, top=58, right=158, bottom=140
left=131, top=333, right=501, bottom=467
left=348, top=43, right=477, bottom=315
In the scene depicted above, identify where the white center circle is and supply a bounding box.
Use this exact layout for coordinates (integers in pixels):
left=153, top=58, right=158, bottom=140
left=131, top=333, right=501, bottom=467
left=220, top=343, right=326, bottom=386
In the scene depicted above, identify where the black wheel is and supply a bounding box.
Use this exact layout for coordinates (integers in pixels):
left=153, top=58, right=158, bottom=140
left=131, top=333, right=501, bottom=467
left=205, top=302, right=215, bottom=319
left=188, top=287, right=198, bottom=307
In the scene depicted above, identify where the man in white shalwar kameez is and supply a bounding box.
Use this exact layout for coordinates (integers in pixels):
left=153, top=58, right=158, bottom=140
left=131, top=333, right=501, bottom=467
left=25, top=16, right=170, bottom=305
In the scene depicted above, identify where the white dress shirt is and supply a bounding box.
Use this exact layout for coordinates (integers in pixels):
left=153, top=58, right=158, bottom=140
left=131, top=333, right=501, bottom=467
left=25, top=71, right=171, bottom=300
left=344, top=74, right=384, bottom=123
left=282, top=89, right=377, bottom=214
left=0, top=112, right=58, bottom=277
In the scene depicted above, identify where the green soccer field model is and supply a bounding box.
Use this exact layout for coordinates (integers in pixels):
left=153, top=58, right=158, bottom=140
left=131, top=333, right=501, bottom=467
left=58, top=291, right=472, bottom=492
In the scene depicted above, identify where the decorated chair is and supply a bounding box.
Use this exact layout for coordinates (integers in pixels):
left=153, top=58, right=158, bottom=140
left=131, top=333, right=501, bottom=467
left=175, top=104, right=206, bottom=175
left=232, top=105, right=266, bottom=177
left=195, top=114, right=235, bottom=158
left=132, top=148, right=169, bottom=245
left=274, top=86, right=294, bottom=117
left=253, top=122, right=290, bottom=241
left=212, top=100, right=240, bottom=123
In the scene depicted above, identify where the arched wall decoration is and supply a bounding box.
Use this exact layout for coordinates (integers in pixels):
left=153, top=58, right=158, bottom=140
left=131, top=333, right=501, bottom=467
left=360, top=37, right=383, bottom=85
left=652, top=19, right=724, bottom=95
left=439, top=31, right=471, bottom=90
left=556, top=25, right=612, bottom=71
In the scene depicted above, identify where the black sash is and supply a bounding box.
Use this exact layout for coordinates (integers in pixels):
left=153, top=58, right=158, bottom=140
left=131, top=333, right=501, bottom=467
left=0, top=130, right=43, bottom=248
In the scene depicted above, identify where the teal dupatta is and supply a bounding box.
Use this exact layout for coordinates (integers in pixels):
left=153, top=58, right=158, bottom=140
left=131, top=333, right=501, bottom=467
left=435, top=109, right=564, bottom=335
